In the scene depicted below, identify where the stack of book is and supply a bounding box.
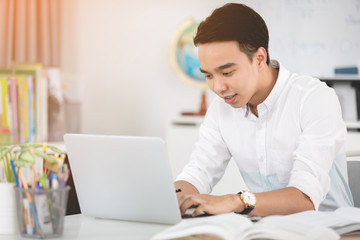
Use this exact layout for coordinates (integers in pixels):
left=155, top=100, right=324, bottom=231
left=0, top=64, right=48, bottom=144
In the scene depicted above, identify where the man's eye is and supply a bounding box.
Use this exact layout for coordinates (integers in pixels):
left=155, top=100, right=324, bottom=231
left=205, top=74, right=212, bottom=79
left=223, top=71, right=233, bottom=76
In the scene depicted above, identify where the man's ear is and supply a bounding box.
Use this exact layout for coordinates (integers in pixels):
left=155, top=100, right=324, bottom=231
left=255, top=47, right=267, bottom=68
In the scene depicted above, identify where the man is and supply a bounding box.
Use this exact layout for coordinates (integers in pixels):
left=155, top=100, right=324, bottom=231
left=175, top=3, right=353, bottom=217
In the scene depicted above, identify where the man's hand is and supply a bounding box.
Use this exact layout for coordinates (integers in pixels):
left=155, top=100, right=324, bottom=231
left=174, top=180, right=244, bottom=216
left=178, top=194, right=243, bottom=217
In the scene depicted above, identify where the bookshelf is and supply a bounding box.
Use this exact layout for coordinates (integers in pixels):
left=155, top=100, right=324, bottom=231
left=0, top=65, right=48, bottom=144
left=319, top=75, right=360, bottom=83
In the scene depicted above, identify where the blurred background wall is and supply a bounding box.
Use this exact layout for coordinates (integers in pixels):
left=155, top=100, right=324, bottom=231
left=60, top=0, right=360, bottom=139
left=61, top=0, right=224, bottom=138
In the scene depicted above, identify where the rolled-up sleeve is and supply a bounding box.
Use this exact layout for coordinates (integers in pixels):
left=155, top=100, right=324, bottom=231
left=288, top=84, right=347, bottom=210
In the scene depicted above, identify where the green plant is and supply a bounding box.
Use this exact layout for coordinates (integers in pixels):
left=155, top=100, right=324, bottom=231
left=0, top=143, right=63, bottom=183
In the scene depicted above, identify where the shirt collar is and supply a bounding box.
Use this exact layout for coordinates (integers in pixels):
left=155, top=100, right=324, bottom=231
left=235, top=103, right=250, bottom=116
left=233, top=60, right=291, bottom=118
left=260, top=60, right=291, bottom=114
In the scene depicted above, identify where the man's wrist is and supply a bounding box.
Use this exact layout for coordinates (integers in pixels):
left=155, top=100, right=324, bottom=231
left=233, top=193, right=245, bottom=213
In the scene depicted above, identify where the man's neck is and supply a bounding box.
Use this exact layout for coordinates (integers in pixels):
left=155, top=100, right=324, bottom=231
left=248, top=65, right=279, bottom=117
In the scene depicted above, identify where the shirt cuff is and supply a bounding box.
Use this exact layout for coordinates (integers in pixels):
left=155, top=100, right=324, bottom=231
left=175, top=171, right=211, bottom=194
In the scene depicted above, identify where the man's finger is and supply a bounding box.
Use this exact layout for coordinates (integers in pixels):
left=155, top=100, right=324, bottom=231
left=192, top=205, right=208, bottom=217
left=180, top=196, right=200, bottom=215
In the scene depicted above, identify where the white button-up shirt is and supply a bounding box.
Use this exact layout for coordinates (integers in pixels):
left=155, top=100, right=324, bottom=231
left=176, top=60, right=354, bottom=211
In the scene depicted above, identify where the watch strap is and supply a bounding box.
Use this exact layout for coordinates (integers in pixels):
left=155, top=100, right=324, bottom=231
left=241, top=205, right=254, bottom=215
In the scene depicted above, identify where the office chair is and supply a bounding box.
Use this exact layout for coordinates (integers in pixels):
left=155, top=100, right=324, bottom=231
left=347, top=153, right=360, bottom=208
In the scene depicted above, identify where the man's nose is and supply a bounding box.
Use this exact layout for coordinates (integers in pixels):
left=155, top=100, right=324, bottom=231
left=212, top=77, right=228, bottom=94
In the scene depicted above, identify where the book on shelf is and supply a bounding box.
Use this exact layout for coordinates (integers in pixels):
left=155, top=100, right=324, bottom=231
left=152, top=207, right=360, bottom=240
left=0, top=64, right=48, bottom=144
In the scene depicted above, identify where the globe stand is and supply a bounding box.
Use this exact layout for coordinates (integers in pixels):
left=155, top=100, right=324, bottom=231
left=181, top=91, right=207, bottom=116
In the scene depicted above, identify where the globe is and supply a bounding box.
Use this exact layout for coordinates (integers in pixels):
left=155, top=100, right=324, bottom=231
left=169, top=18, right=208, bottom=91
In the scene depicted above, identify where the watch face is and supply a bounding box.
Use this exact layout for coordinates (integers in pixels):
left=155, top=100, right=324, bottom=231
left=243, top=191, right=256, bottom=205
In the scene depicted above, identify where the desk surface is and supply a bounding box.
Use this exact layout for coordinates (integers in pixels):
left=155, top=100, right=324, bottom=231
left=1, top=214, right=169, bottom=240
left=2, top=214, right=360, bottom=240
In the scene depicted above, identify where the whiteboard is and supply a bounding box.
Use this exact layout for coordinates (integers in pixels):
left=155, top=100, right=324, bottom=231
left=238, top=0, right=360, bottom=77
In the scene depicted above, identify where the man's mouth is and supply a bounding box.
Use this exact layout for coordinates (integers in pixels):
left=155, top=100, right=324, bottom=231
left=224, top=94, right=237, bottom=104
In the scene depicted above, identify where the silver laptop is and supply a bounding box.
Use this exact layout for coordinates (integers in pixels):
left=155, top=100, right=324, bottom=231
left=64, top=133, right=182, bottom=225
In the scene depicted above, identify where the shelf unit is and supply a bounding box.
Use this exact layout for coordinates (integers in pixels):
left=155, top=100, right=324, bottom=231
left=347, top=121, right=360, bottom=131
left=319, top=75, right=360, bottom=130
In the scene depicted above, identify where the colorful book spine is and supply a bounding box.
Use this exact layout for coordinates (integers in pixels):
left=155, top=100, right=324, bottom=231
left=17, top=76, right=24, bottom=143
left=0, top=78, right=11, bottom=144
left=26, top=75, right=34, bottom=142
left=0, top=65, right=49, bottom=144
left=9, top=77, right=19, bottom=144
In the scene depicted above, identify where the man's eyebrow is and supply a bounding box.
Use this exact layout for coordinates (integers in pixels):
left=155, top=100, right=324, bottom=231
left=216, top=62, right=237, bottom=71
left=200, top=62, right=237, bottom=74
left=200, top=68, right=208, bottom=74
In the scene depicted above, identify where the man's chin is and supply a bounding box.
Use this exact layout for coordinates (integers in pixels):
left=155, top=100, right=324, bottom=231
left=228, top=102, right=246, bottom=109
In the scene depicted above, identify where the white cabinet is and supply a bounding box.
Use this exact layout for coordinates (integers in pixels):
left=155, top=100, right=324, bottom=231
left=346, top=132, right=360, bottom=157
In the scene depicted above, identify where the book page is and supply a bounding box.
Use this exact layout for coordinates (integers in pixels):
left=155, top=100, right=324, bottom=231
left=151, top=213, right=253, bottom=240
left=261, top=208, right=360, bottom=235
left=256, top=215, right=339, bottom=240
left=334, top=207, right=360, bottom=223
left=333, top=207, right=360, bottom=234
left=264, top=211, right=347, bottom=228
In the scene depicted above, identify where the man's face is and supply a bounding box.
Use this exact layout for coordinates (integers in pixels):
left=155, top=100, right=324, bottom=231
left=198, top=41, right=260, bottom=108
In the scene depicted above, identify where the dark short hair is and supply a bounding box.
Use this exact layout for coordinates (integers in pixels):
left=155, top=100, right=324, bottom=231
left=194, top=3, right=270, bottom=65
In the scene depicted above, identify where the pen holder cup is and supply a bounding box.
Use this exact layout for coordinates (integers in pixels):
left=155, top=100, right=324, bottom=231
left=14, top=186, right=71, bottom=239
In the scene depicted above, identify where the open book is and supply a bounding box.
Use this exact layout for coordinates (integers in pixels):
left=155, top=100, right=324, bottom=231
left=151, top=212, right=340, bottom=240
left=278, top=206, right=360, bottom=235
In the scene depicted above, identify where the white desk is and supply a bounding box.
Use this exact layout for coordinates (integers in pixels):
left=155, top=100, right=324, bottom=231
left=1, top=214, right=170, bottom=240
left=3, top=214, right=360, bottom=240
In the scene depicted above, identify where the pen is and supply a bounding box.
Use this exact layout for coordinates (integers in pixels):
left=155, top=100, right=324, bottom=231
left=23, top=198, right=33, bottom=234
left=31, top=166, right=36, bottom=189
left=48, top=171, right=53, bottom=187
left=40, top=172, right=48, bottom=189
left=10, top=159, right=19, bottom=187
left=19, top=170, right=42, bottom=233
left=43, top=143, right=47, bottom=175
left=52, top=174, right=59, bottom=189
